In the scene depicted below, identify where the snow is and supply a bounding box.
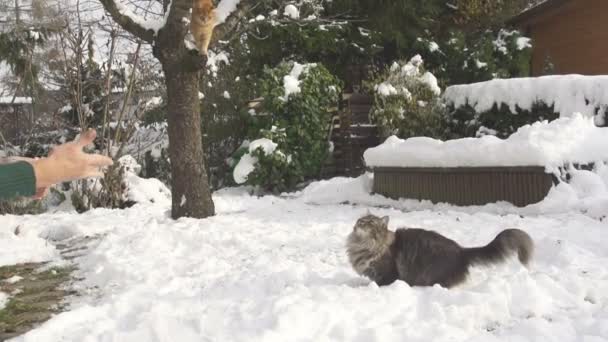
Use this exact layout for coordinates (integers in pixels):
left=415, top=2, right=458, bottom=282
left=113, top=0, right=170, bottom=34
left=364, top=114, right=608, bottom=171
left=443, top=75, right=608, bottom=120
left=0, top=291, right=7, bottom=310
left=215, top=0, right=243, bottom=24
left=118, top=155, right=171, bottom=205
left=232, top=138, right=279, bottom=184
left=375, top=55, right=440, bottom=97
left=284, top=4, right=300, bottom=19
left=0, top=96, right=33, bottom=104
left=428, top=41, right=440, bottom=52
left=475, top=59, right=488, bottom=69
left=420, top=71, right=441, bottom=96
left=2, top=169, right=608, bottom=341
left=232, top=153, right=257, bottom=184
left=280, top=62, right=315, bottom=101
left=206, top=51, right=230, bottom=77
left=516, top=37, right=532, bottom=50
left=248, top=138, right=278, bottom=155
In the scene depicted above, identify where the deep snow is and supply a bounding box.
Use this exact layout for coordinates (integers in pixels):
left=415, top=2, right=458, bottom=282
left=1, top=172, right=608, bottom=342
left=443, top=75, right=608, bottom=124
left=364, top=114, right=608, bottom=172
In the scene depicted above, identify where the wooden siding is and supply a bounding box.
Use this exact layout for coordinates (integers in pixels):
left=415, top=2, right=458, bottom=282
left=373, top=166, right=554, bottom=207
left=520, top=0, right=608, bottom=75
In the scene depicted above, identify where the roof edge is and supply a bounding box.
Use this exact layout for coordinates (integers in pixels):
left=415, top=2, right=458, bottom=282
left=508, top=0, right=571, bottom=26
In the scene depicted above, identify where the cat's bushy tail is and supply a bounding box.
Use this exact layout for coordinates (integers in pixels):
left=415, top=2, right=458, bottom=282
left=464, top=229, right=533, bottom=267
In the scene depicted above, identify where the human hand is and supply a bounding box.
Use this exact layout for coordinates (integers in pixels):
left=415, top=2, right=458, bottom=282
left=29, top=129, right=113, bottom=189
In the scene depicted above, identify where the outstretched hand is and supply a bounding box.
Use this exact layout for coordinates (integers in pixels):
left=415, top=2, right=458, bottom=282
left=29, top=129, right=113, bottom=191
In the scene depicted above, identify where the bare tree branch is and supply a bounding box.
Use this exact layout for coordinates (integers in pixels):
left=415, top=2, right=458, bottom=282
left=98, top=0, right=155, bottom=43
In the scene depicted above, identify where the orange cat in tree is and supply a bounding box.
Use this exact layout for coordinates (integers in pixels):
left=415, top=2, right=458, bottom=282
left=191, top=0, right=217, bottom=56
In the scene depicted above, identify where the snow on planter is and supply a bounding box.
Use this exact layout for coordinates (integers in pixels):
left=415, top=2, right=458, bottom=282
left=364, top=114, right=608, bottom=172
left=443, top=75, right=608, bottom=124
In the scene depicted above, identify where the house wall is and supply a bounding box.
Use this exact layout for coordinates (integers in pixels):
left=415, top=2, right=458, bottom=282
left=525, top=0, right=608, bottom=76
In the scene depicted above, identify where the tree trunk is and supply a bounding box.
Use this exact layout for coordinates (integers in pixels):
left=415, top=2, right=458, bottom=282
left=98, top=0, right=222, bottom=219
left=163, top=64, right=215, bottom=219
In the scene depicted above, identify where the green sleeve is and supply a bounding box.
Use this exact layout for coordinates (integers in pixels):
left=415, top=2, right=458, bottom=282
left=0, top=161, right=36, bottom=200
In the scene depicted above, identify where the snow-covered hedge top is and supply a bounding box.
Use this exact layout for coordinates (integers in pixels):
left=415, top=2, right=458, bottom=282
left=364, top=114, right=608, bottom=171
left=443, top=75, right=608, bottom=122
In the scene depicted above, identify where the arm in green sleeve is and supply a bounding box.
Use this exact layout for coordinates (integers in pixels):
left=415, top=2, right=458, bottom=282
left=0, top=161, right=36, bottom=200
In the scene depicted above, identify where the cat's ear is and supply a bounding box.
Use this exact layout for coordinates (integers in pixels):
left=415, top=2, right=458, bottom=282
left=381, top=216, right=389, bottom=226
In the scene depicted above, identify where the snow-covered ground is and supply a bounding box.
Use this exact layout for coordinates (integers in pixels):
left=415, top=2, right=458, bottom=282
left=1, top=173, right=608, bottom=342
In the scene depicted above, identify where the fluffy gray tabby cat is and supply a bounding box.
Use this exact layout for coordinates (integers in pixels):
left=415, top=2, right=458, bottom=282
left=346, top=214, right=533, bottom=287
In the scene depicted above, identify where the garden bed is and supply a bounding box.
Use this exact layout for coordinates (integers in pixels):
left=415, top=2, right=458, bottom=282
left=372, top=166, right=554, bottom=207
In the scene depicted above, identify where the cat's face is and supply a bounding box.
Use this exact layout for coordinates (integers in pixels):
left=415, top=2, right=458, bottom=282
left=352, top=214, right=389, bottom=241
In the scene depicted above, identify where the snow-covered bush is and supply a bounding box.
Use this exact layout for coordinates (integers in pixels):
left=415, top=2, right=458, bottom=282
left=369, top=55, right=446, bottom=139
left=233, top=128, right=299, bottom=192
left=232, top=61, right=342, bottom=192
left=71, top=155, right=170, bottom=212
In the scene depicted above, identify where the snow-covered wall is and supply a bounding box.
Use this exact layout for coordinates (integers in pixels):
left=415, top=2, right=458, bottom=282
left=443, top=75, right=608, bottom=125
left=364, top=114, right=608, bottom=171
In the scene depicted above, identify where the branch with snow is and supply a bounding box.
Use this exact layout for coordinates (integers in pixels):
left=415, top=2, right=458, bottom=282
left=98, top=0, right=157, bottom=43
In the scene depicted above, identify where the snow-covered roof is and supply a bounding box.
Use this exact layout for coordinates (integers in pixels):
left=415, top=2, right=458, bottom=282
left=510, top=0, right=571, bottom=26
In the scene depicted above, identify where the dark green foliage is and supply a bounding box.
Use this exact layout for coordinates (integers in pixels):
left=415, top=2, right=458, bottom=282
left=445, top=101, right=561, bottom=138
left=414, top=29, right=532, bottom=87
left=244, top=127, right=300, bottom=192
left=247, top=19, right=382, bottom=89
left=235, top=61, right=342, bottom=193
left=199, top=53, right=252, bottom=189
left=327, top=0, right=445, bottom=61
left=258, top=62, right=342, bottom=176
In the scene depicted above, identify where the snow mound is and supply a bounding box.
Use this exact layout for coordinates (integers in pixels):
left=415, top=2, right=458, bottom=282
left=118, top=155, right=171, bottom=205
left=444, top=75, right=608, bottom=123
left=364, top=114, right=608, bottom=171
